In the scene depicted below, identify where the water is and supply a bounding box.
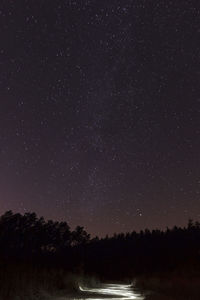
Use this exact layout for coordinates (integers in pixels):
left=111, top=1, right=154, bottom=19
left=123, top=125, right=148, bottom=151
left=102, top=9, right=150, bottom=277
left=78, top=283, right=144, bottom=300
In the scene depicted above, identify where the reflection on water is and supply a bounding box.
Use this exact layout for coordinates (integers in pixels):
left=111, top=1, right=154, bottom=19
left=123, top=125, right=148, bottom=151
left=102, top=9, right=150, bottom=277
left=79, top=283, right=144, bottom=300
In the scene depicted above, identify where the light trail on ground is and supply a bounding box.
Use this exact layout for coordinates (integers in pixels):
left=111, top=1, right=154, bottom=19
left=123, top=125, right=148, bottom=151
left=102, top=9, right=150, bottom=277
left=79, top=283, right=144, bottom=299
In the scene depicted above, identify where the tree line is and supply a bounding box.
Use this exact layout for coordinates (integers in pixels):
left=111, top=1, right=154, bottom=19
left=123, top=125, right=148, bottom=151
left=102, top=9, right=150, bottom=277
left=1, top=211, right=200, bottom=279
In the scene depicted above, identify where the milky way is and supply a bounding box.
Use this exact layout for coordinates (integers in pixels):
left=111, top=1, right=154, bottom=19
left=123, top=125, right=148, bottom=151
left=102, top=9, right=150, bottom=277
left=0, top=1, right=200, bottom=236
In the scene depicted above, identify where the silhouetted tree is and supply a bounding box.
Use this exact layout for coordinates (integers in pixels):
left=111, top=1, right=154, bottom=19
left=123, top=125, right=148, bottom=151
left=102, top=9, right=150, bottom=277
left=1, top=211, right=200, bottom=280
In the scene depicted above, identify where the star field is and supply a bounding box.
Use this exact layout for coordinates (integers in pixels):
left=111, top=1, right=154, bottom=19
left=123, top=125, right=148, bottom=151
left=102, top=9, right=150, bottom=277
left=0, top=0, right=200, bottom=236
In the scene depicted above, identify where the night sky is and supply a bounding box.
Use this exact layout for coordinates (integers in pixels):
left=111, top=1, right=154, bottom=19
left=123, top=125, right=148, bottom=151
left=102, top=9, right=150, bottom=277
left=0, top=1, right=200, bottom=236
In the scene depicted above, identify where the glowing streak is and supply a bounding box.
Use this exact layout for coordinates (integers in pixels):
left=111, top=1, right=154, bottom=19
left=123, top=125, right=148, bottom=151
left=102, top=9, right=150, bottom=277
left=79, top=283, right=144, bottom=300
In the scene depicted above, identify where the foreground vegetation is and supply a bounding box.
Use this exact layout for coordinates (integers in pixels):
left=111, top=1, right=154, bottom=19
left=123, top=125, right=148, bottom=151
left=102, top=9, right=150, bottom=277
left=0, top=263, right=79, bottom=300
left=135, top=270, right=200, bottom=300
left=0, top=211, right=200, bottom=299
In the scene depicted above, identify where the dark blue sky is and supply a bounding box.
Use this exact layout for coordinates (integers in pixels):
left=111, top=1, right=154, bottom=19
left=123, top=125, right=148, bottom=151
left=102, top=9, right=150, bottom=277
left=0, top=0, right=199, bottom=236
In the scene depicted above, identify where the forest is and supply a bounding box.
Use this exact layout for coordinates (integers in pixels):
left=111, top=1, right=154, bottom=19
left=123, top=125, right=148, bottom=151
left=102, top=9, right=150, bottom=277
left=1, top=211, right=200, bottom=299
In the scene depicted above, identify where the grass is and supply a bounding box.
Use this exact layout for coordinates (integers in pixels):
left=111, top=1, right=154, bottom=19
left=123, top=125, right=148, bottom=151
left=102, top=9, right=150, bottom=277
left=135, top=270, right=200, bottom=300
left=0, top=262, right=80, bottom=300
